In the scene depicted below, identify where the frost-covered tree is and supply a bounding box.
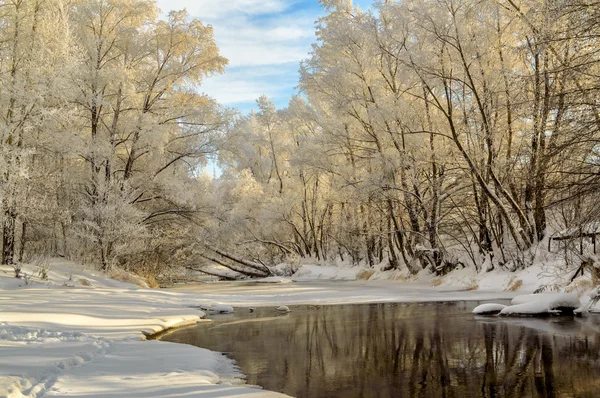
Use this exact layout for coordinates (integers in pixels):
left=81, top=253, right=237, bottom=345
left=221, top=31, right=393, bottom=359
left=1, top=0, right=229, bottom=277
left=216, top=0, right=600, bottom=277
left=66, top=1, right=227, bottom=271
left=0, top=0, right=75, bottom=266
left=3, top=0, right=600, bottom=281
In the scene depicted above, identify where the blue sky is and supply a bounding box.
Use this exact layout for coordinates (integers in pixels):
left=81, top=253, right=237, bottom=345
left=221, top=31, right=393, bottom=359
left=156, top=0, right=374, bottom=114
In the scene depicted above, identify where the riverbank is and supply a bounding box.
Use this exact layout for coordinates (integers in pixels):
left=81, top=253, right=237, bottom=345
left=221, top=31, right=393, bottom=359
left=0, top=261, right=286, bottom=398
left=1, top=259, right=598, bottom=397
left=174, top=261, right=599, bottom=309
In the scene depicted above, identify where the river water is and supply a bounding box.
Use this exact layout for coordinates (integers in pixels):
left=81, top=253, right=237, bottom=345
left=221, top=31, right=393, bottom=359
left=161, top=301, right=600, bottom=397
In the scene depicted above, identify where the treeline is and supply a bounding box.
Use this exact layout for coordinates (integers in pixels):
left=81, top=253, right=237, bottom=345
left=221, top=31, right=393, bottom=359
left=3, top=0, right=600, bottom=280
left=217, top=0, right=600, bottom=276
left=0, top=0, right=229, bottom=275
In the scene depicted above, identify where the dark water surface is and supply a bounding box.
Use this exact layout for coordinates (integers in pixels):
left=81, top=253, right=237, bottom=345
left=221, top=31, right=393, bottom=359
left=162, top=302, right=600, bottom=397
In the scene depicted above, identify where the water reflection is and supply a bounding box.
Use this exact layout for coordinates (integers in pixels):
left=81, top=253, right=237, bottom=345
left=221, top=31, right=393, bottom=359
left=162, top=302, right=600, bottom=398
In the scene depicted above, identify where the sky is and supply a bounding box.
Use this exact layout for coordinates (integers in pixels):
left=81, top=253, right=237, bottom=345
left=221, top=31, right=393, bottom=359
left=156, top=0, right=373, bottom=114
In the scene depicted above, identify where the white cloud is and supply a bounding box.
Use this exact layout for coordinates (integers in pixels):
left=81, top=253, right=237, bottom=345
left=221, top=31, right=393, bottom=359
left=201, top=78, right=275, bottom=105
left=209, top=14, right=315, bottom=67
left=156, top=0, right=317, bottom=111
left=156, top=0, right=291, bottom=19
left=220, top=44, right=307, bottom=67
left=200, top=65, right=299, bottom=110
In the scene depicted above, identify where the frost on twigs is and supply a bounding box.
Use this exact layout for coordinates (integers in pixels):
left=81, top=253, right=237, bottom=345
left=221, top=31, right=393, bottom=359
left=31, top=256, right=51, bottom=281
left=320, top=0, right=353, bottom=12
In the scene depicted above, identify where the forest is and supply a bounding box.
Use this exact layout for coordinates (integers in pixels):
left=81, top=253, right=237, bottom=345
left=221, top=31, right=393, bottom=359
left=1, top=0, right=600, bottom=281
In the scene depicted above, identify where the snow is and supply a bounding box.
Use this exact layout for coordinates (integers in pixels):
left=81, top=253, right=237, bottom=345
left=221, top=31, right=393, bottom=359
left=172, top=279, right=521, bottom=306
left=552, top=222, right=600, bottom=238
left=203, top=304, right=235, bottom=314
left=0, top=323, right=86, bottom=343
left=0, top=339, right=281, bottom=398
left=499, top=293, right=581, bottom=315
left=428, top=263, right=551, bottom=292
left=292, top=264, right=361, bottom=281
left=0, top=260, right=146, bottom=290
left=500, top=301, right=558, bottom=315
left=254, top=276, right=294, bottom=284
left=510, top=293, right=579, bottom=306
left=472, top=303, right=507, bottom=315
left=0, top=260, right=286, bottom=398
left=38, top=341, right=273, bottom=398
left=1, top=258, right=598, bottom=397
left=472, top=293, right=583, bottom=316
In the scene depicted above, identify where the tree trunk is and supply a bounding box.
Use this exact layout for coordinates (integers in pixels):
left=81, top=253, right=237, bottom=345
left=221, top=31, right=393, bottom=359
left=2, top=207, right=16, bottom=265
left=17, top=220, right=26, bottom=262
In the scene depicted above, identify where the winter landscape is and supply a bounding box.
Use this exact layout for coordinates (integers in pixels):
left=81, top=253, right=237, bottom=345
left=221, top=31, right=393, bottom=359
left=2, top=0, right=600, bottom=397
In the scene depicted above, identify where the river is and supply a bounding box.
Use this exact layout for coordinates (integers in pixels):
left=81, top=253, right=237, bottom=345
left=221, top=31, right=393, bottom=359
left=162, top=300, right=600, bottom=397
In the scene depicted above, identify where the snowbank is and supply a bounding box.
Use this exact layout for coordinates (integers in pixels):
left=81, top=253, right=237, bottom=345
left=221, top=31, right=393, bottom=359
left=510, top=293, right=579, bottom=307
left=472, top=293, right=582, bottom=317
left=292, top=264, right=361, bottom=280
left=202, top=260, right=600, bottom=314
left=1, top=258, right=597, bottom=397
left=472, top=303, right=507, bottom=315
left=0, top=260, right=287, bottom=398
left=499, top=293, right=581, bottom=316
left=0, top=260, right=145, bottom=290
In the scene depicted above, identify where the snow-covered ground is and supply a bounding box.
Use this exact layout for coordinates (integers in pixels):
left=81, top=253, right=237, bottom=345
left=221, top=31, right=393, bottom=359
left=1, top=259, right=599, bottom=398
left=472, top=293, right=582, bottom=316
left=171, top=278, right=521, bottom=306
left=0, top=261, right=285, bottom=398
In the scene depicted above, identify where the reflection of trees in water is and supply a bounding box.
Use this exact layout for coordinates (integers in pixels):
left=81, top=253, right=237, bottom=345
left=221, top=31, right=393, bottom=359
left=163, top=305, right=600, bottom=398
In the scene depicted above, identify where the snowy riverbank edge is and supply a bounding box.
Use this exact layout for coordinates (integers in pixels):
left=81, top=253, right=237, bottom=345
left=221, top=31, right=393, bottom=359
left=0, top=261, right=287, bottom=398
left=1, top=260, right=599, bottom=398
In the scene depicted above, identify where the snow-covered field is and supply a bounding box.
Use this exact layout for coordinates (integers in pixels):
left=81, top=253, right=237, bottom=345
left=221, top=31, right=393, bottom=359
left=1, top=259, right=598, bottom=398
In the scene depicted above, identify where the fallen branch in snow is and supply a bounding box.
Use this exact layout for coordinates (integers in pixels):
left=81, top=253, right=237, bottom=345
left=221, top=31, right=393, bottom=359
left=570, top=258, right=600, bottom=282
left=212, top=248, right=273, bottom=276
